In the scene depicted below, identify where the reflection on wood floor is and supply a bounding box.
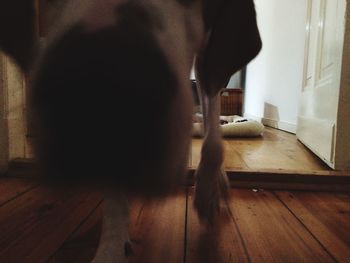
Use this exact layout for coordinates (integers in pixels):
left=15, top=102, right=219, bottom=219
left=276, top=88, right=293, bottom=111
left=190, top=126, right=330, bottom=171
left=0, top=177, right=349, bottom=263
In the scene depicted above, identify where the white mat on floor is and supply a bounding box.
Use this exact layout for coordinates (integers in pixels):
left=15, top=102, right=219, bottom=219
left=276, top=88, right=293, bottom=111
left=193, top=115, right=264, bottom=137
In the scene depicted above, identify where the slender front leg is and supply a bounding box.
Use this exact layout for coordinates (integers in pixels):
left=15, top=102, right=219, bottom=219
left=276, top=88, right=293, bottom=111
left=92, top=192, right=130, bottom=263
left=193, top=0, right=261, bottom=224
left=193, top=91, right=230, bottom=224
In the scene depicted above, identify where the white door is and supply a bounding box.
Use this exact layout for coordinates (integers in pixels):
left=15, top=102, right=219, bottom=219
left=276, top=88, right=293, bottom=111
left=297, top=0, right=347, bottom=169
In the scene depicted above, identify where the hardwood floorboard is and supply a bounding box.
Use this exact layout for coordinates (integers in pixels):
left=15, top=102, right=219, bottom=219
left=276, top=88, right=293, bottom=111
left=230, top=139, right=304, bottom=170
left=1, top=180, right=349, bottom=263
left=48, top=191, right=185, bottom=263
left=48, top=202, right=103, bottom=263
left=186, top=188, right=250, bottom=263
left=262, top=128, right=329, bottom=170
left=0, top=177, right=39, bottom=206
left=128, top=189, right=187, bottom=263
left=275, top=191, right=350, bottom=262
left=229, top=189, right=335, bottom=262
left=191, top=127, right=331, bottom=172
left=223, top=140, right=249, bottom=169
left=0, top=186, right=102, bottom=263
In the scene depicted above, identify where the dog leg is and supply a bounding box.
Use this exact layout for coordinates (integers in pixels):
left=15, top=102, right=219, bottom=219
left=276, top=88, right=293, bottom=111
left=92, top=192, right=130, bottom=263
left=193, top=0, right=261, bottom=224
left=193, top=89, right=230, bottom=224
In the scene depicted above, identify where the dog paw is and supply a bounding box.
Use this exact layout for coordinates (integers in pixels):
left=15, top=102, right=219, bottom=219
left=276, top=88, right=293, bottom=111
left=193, top=167, right=230, bottom=225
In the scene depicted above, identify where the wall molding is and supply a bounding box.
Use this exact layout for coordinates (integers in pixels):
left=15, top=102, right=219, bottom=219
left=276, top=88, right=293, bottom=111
left=262, top=117, right=297, bottom=134
left=244, top=113, right=297, bottom=134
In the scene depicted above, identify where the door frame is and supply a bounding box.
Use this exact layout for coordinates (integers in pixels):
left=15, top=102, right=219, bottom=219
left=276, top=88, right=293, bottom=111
left=333, top=0, right=350, bottom=170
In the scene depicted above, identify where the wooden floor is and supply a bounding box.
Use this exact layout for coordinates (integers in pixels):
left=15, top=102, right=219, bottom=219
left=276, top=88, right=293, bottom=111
left=190, top=127, right=330, bottom=171
left=25, top=126, right=330, bottom=173
left=0, top=177, right=349, bottom=263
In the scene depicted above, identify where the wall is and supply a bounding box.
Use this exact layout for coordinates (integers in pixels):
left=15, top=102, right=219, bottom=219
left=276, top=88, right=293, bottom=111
left=0, top=53, right=9, bottom=173
left=191, top=69, right=242, bottom=89
left=244, top=0, right=307, bottom=133
left=5, top=55, right=27, bottom=160
left=227, top=71, right=241, bottom=89
left=0, top=52, right=27, bottom=173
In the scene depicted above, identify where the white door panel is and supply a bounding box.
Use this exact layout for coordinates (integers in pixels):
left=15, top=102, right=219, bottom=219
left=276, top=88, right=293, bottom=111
left=304, top=0, right=320, bottom=90
left=297, top=0, right=346, bottom=167
left=297, top=117, right=335, bottom=165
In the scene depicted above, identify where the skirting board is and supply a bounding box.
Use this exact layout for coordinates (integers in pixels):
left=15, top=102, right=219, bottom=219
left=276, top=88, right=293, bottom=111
left=244, top=113, right=297, bottom=134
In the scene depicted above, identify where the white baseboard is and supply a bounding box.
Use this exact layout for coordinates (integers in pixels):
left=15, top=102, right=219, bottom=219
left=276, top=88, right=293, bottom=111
left=244, top=113, right=297, bottom=134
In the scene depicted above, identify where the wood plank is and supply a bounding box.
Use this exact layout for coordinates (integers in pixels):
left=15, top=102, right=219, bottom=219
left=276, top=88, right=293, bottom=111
left=275, top=191, right=350, bottom=262
left=223, top=140, right=249, bottom=169
left=0, top=177, right=39, bottom=206
left=225, top=168, right=350, bottom=177
left=48, top=202, right=103, bottom=263
left=190, top=126, right=332, bottom=171
left=230, top=189, right=335, bottom=262
left=48, top=194, right=167, bottom=263
left=128, top=189, right=186, bottom=263
left=224, top=181, right=350, bottom=192
left=10, top=127, right=336, bottom=180
left=0, top=186, right=102, bottom=263
left=187, top=168, right=350, bottom=191
left=186, top=188, right=249, bottom=263
left=232, top=138, right=317, bottom=171
left=262, top=127, right=329, bottom=170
